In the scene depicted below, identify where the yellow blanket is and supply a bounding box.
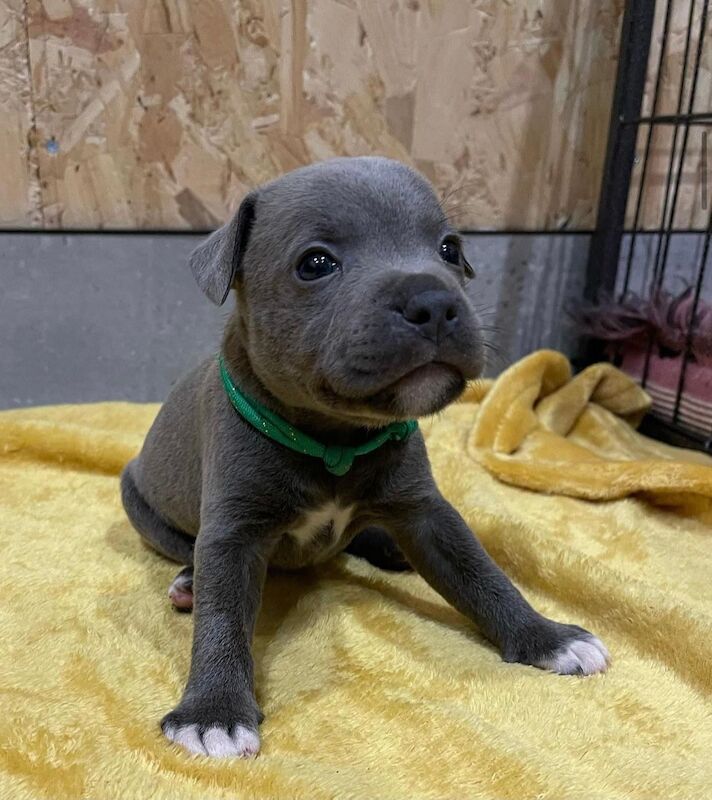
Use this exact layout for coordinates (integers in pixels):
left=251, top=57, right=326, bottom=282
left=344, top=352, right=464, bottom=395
left=1, top=350, right=710, bottom=800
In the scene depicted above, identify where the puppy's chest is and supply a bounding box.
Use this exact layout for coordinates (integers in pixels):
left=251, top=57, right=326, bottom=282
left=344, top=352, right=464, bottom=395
left=270, top=501, right=356, bottom=569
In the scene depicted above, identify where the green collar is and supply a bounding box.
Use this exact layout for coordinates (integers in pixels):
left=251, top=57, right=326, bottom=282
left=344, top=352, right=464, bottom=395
left=218, top=356, right=418, bottom=476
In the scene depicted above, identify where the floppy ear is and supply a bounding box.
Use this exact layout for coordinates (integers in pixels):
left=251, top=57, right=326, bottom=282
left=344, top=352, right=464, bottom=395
left=188, top=192, right=257, bottom=305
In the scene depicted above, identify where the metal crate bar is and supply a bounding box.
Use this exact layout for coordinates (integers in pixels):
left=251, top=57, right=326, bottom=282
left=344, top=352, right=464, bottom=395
left=584, top=0, right=655, bottom=302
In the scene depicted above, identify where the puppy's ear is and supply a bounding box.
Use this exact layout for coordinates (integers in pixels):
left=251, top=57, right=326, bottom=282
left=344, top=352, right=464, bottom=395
left=188, top=192, right=257, bottom=305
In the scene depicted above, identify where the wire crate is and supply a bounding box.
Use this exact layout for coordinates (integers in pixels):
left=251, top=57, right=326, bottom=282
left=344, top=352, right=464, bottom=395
left=583, top=0, right=711, bottom=453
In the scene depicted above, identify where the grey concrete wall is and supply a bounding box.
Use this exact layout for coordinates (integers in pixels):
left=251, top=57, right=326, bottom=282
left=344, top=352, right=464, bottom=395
left=614, top=232, right=712, bottom=299
left=468, top=234, right=590, bottom=375
left=2, top=232, right=591, bottom=408
left=1, top=234, right=230, bottom=407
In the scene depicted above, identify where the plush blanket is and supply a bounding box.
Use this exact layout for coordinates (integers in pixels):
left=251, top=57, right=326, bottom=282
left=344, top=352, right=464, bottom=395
left=1, top=350, right=710, bottom=800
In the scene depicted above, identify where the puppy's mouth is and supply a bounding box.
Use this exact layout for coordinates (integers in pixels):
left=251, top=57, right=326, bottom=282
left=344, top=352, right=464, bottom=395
left=371, top=361, right=466, bottom=417
left=322, top=360, right=466, bottom=422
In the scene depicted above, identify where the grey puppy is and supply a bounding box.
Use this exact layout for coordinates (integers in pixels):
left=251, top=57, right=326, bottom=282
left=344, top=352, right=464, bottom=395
left=121, top=157, right=609, bottom=759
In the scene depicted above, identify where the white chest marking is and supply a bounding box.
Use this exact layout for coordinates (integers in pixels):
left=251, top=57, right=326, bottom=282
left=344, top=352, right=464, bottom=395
left=289, top=501, right=354, bottom=548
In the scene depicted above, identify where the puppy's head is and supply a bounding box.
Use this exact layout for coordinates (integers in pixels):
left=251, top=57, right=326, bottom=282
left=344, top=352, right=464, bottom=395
left=191, top=157, right=485, bottom=426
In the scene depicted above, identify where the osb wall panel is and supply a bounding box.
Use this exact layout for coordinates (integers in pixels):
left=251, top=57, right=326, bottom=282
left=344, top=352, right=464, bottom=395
left=6, top=0, right=624, bottom=231
left=5, top=1, right=710, bottom=233
left=0, top=0, right=40, bottom=226
left=627, top=0, right=712, bottom=230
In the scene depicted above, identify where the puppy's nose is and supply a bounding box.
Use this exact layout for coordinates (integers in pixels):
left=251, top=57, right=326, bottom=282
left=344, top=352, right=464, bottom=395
left=400, top=290, right=460, bottom=341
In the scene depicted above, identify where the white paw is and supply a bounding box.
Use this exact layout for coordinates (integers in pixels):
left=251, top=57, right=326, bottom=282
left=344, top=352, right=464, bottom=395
left=535, top=635, right=610, bottom=676
left=167, top=567, right=193, bottom=610
left=163, top=723, right=260, bottom=758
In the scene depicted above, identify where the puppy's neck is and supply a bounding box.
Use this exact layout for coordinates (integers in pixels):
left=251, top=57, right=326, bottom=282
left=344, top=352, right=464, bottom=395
left=221, top=321, right=381, bottom=447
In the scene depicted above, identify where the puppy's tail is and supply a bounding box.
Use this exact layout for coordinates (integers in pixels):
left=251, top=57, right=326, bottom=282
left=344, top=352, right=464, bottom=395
left=344, top=527, right=412, bottom=572
left=120, top=460, right=195, bottom=566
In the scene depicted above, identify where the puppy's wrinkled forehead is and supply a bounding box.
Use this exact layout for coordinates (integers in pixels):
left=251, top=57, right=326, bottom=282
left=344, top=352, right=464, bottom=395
left=253, top=157, right=446, bottom=253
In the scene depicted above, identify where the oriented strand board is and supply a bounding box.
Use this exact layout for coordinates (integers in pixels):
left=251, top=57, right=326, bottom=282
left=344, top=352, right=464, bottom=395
left=7, top=0, right=711, bottom=232
left=11, top=1, right=711, bottom=232
left=0, top=0, right=40, bottom=226
left=16, top=0, right=626, bottom=230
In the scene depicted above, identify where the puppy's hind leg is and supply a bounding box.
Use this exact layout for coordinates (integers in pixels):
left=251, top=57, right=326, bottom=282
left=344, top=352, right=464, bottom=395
left=120, top=459, right=196, bottom=566
left=121, top=462, right=197, bottom=611
left=167, top=566, right=194, bottom=612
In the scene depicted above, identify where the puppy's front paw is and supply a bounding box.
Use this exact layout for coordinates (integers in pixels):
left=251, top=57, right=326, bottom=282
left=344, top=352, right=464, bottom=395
left=533, top=632, right=609, bottom=675
left=504, top=618, right=610, bottom=676
left=163, top=721, right=260, bottom=758
left=161, top=700, right=261, bottom=758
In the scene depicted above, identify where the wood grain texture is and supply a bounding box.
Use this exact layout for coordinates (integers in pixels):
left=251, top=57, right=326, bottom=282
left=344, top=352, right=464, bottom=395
left=2, top=0, right=625, bottom=230
left=0, top=0, right=40, bottom=226
left=2, top=1, right=706, bottom=232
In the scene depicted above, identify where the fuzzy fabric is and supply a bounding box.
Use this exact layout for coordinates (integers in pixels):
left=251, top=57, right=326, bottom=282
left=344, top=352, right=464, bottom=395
left=1, top=350, right=711, bottom=800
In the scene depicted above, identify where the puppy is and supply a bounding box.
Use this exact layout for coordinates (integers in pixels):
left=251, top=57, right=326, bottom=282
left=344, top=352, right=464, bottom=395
left=121, top=157, right=608, bottom=758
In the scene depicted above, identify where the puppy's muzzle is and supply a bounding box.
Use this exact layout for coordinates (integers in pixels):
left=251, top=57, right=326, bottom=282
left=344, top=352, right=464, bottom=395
left=398, top=289, right=461, bottom=343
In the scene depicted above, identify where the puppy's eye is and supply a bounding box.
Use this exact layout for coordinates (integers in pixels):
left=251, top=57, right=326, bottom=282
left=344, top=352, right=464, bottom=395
left=440, top=238, right=475, bottom=280
left=462, top=258, right=475, bottom=280
left=297, top=250, right=339, bottom=281
left=439, top=239, right=461, bottom=265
